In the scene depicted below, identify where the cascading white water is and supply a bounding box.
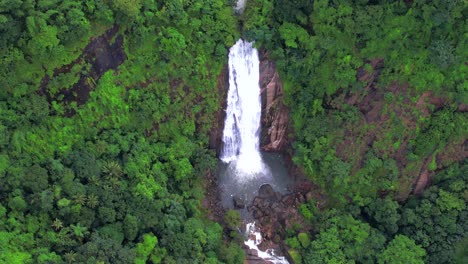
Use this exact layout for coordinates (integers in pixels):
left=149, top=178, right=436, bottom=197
left=220, top=39, right=290, bottom=264
left=234, top=0, right=246, bottom=13
left=221, top=39, right=264, bottom=175
left=245, top=223, right=289, bottom=264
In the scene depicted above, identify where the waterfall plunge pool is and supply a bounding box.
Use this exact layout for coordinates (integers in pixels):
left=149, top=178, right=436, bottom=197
left=217, top=151, right=293, bottom=220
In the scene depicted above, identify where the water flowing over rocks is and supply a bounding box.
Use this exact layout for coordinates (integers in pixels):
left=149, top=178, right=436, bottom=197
left=259, top=51, right=290, bottom=152
left=220, top=40, right=263, bottom=172
left=245, top=183, right=315, bottom=263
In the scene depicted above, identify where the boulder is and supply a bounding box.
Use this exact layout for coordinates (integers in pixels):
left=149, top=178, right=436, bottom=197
left=258, top=184, right=275, bottom=199
left=247, top=249, right=258, bottom=257
left=253, top=209, right=264, bottom=219
left=233, top=195, right=245, bottom=209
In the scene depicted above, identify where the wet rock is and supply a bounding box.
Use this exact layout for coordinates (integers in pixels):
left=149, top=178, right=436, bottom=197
left=247, top=249, right=258, bottom=257
left=281, top=193, right=295, bottom=205
left=258, top=184, right=275, bottom=199
left=246, top=257, right=263, bottom=262
left=248, top=205, right=258, bottom=213
left=233, top=195, right=245, bottom=209
left=245, top=181, right=320, bottom=263
left=253, top=209, right=264, bottom=219
left=247, top=260, right=270, bottom=264
left=298, top=195, right=305, bottom=203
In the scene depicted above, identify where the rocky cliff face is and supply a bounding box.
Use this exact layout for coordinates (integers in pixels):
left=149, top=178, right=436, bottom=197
left=209, top=66, right=229, bottom=156
left=259, top=51, right=290, bottom=152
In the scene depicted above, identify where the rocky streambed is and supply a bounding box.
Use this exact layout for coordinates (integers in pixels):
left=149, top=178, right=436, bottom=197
left=243, top=182, right=316, bottom=263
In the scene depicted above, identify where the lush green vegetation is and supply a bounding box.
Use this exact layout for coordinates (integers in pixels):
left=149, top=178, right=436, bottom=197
left=1, top=0, right=466, bottom=263
left=0, top=0, right=245, bottom=263
left=242, top=0, right=466, bottom=263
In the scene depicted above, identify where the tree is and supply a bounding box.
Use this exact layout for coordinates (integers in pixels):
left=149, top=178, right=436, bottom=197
left=135, top=233, right=165, bottom=264
left=112, top=0, right=142, bottom=20
left=304, top=214, right=386, bottom=263
left=365, top=198, right=401, bottom=235
left=224, top=210, right=241, bottom=230
left=378, top=235, right=426, bottom=264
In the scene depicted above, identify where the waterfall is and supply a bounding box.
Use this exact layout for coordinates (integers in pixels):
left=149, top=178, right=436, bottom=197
left=221, top=39, right=264, bottom=175
left=234, top=0, right=246, bottom=13
left=220, top=39, right=290, bottom=264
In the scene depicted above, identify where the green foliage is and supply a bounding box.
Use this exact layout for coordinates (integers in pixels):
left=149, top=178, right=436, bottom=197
left=220, top=242, right=245, bottom=264
left=0, top=0, right=238, bottom=263
left=299, top=203, right=314, bottom=220
left=365, top=198, right=401, bottom=235
left=285, top=236, right=301, bottom=249
left=135, top=233, right=165, bottom=264
left=288, top=249, right=302, bottom=264
left=305, top=214, right=386, bottom=263
left=9, top=196, right=27, bottom=213
left=1, top=0, right=465, bottom=263
left=224, top=210, right=241, bottom=230
left=398, top=162, right=467, bottom=263
left=251, top=1, right=467, bottom=261
left=0, top=231, right=33, bottom=264
left=297, top=232, right=310, bottom=248
left=378, top=235, right=426, bottom=264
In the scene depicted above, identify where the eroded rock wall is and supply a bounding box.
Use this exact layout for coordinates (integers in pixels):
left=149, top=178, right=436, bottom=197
left=259, top=51, right=290, bottom=152
left=209, top=66, right=229, bottom=156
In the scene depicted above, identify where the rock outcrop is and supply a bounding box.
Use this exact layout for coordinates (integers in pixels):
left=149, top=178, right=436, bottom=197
left=247, top=183, right=315, bottom=256
left=259, top=51, right=290, bottom=152
left=39, top=25, right=126, bottom=115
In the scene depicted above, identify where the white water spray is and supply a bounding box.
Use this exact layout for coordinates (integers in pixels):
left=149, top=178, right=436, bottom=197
left=245, top=222, right=289, bottom=264
left=234, top=0, right=247, bottom=13
left=221, top=39, right=264, bottom=175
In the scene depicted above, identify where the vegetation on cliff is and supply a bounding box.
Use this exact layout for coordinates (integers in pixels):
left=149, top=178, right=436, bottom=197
left=0, top=0, right=244, bottom=263
left=242, top=0, right=466, bottom=263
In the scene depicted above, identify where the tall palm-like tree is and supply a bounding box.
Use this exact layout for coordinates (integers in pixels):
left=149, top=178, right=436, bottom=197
left=86, top=194, right=99, bottom=208
left=51, top=218, right=63, bottom=231
left=64, top=251, right=77, bottom=264
left=73, top=194, right=87, bottom=206
left=101, top=160, right=123, bottom=179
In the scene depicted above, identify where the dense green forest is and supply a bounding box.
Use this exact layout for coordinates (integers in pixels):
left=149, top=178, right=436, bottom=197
left=0, top=0, right=244, bottom=263
left=0, top=0, right=466, bottom=263
left=242, top=0, right=466, bottom=263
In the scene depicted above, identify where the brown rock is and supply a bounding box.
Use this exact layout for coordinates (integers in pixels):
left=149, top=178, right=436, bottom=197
left=258, top=184, right=276, bottom=199
left=253, top=209, right=264, bottom=219
left=247, top=249, right=259, bottom=257
left=233, top=195, right=246, bottom=209
left=259, top=51, right=290, bottom=152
